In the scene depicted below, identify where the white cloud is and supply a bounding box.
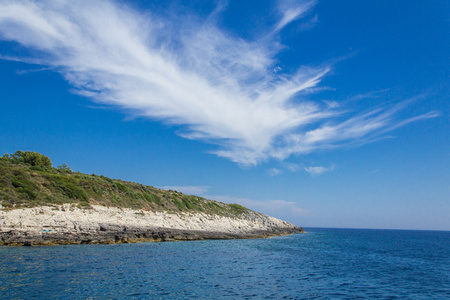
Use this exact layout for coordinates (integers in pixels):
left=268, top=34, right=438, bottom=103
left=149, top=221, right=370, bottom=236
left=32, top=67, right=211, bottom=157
left=268, top=168, right=282, bottom=176
left=347, top=89, right=391, bottom=103
left=299, top=14, right=319, bottom=31
left=286, top=163, right=301, bottom=172
left=0, top=0, right=437, bottom=166
left=274, top=0, right=317, bottom=32
left=304, top=165, right=334, bottom=175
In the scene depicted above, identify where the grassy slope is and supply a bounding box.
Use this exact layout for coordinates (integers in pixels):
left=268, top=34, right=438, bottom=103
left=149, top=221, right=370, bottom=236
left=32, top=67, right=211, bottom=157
left=0, top=158, right=248, bottom=217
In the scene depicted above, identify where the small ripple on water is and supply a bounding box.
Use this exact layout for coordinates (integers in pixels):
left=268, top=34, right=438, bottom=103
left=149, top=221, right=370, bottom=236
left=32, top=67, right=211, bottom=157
left=1, top=229, right=449, bottom=299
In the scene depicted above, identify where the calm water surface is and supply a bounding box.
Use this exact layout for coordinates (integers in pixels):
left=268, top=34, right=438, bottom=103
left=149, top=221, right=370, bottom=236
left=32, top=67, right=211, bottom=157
left=1, top=228, right=449, bottom=299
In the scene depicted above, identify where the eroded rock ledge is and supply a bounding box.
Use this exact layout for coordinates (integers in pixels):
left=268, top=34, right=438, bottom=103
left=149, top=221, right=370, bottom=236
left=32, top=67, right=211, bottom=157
left=0, top=205, right=304, bottom=246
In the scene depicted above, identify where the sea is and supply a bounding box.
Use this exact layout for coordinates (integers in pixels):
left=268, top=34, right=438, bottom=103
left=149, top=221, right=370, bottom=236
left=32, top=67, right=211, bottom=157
left=1, top=228, right=449, bottom=299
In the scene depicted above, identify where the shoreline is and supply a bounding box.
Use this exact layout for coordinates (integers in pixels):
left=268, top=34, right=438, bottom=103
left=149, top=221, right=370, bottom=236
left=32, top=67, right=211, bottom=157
left=1, top=227, right=302, bottom=246
left=0, top=204, right=304, bottom=246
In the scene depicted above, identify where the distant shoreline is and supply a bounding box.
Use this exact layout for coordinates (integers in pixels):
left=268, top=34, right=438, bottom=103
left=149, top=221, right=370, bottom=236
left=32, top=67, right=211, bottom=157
left=0, top=205, right=304, bottom=246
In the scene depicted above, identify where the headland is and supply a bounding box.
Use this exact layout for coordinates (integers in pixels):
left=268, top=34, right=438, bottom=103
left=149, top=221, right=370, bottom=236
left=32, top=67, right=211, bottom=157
left=0, top=151, right=303, bottom=245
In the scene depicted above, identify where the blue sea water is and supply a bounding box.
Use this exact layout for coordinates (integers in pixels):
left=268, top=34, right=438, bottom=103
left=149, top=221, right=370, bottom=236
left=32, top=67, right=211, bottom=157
left=1, top=228, right=449, bottom=299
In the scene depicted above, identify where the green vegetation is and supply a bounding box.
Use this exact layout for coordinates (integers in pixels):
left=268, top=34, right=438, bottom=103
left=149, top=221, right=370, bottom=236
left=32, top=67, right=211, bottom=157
left=0, top=151, right=249, bottom=216
left=5, top=150, right=52, bottom=168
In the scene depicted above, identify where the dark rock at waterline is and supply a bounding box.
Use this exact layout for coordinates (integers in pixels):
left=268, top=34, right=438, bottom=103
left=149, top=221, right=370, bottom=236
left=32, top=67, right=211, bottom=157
left=0, top=225, right=304, bottom=246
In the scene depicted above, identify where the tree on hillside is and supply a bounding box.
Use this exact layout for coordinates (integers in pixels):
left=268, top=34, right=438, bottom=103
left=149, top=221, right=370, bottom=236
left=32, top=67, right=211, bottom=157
left=57, top=163, right=72, bottom=173
left=11, top=150, right=52, bottom=168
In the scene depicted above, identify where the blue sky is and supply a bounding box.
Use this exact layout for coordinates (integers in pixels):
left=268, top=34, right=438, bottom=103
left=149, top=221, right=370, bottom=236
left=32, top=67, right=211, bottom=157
left=0, top=0, right=448, bottom=230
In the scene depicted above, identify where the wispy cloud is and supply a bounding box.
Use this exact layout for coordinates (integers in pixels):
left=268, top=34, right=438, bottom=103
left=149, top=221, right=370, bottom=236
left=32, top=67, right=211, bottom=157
left=268, top=168, right=282, bottom=176
left=347, top=89, right=392, bottom=103
left=15, top=66, right=55, bottom=75
left=304, top=164, right=334, bottom=175
left=274, top=0, right=317, bottom=32
left=299, top=14, right=319, bottom=31
left=0, top=0, right=437, bottom=166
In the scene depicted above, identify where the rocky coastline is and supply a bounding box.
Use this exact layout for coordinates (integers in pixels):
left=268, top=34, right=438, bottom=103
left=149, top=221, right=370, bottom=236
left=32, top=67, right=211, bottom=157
left=0, top=205, right=304, bottom=246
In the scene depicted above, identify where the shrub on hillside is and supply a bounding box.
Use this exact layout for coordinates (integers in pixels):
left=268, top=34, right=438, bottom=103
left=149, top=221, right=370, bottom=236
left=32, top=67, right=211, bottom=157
left=7, top=150, right=52, bottom=168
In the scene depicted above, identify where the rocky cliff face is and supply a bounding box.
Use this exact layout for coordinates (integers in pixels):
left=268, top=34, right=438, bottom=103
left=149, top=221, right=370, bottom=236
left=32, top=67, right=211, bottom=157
left=0, top=205, right=304, bottom=245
